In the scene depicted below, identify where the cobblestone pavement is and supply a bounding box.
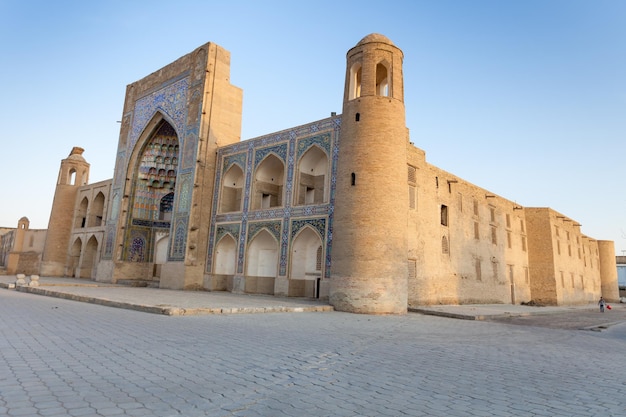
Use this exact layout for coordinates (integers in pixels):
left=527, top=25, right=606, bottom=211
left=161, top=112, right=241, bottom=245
left=1, top=290, right=625, bottom=417
left=487, top=304, right=626, bottom=331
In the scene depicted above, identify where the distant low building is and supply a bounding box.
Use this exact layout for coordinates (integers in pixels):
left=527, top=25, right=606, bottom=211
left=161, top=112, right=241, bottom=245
left=617, top=256, right=626, bottom=292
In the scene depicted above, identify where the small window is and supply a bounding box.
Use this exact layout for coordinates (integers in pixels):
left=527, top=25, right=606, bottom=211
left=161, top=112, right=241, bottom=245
left=440, top=205, right=448, bottom=226
left=442, top=236, right=449, bottom=255
left=407, top=165, right=417, bottom=183
left=351, top=173, right=356, bottom=186
left=491, top=226, right=497, bottom=245
left=409, top=185, right=416, bottom=210
left=355, top=113, right=360, bottom=122
left=474, top=222, right=480, bottom=240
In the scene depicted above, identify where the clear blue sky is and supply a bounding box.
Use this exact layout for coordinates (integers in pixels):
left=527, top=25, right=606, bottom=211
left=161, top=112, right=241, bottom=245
left=1, top=0, right=625, bottom=254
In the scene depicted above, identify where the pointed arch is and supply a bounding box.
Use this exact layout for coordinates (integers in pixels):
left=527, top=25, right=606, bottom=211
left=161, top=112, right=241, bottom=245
left=159, top=192, right=174, bottom=221
left=290, top=225, right=323, bottom=280
left=349, top=62, right=362, bottom=100
left=154, top=232, right=169, bottom=265
left=214, top=234, right=237, bottom=275
left=246, top=229, right=278, bottom=277
left=88, top=192, right=105, bottom=227
left=69, top=237, right=82, bottom=277
left=129, top=236, right=146, bottom=262
left=79, top=235, right=99, bottom=278
left=121, top=112, right=180, bottom=262
left=75, top=197, right=89, bottom=228
left=252, top=154, right=285, bottom=210
left=296, top=145, right=328, bottom=205
left=376, top=61, right=390, bottom=96
left=220, top=164, right=244, bottom=213
left=125, top=111, right=180, bottom=217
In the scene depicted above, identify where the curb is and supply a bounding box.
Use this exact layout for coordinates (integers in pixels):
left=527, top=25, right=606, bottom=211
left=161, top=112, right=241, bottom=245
left=410, top=307, right=484, bottom=320
left=13, top=286, right=334, bottom=316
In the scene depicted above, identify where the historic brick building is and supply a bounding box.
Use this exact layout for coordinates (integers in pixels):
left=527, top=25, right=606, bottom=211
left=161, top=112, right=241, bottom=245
left=1, top=34, right=619, bottom=313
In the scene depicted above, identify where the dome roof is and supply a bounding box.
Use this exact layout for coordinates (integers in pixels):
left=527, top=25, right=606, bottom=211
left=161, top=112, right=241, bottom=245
left=356, top=33, right=394, bottom=46
left=67, top=146, right=86, bottom=162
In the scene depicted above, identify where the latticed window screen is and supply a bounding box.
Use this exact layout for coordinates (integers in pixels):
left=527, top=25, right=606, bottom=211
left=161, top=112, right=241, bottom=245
left=316, top=246, right=323, bottom=271
left=407, top=165, right=417, bottom=183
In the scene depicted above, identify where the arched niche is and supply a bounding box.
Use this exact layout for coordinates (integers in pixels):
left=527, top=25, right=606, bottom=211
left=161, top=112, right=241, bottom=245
left=220, top=164, right=244, bottom=213
left=296, top=146, right=328, bottom=205
left=245, top=229, right=278, bottom=277
left=214, top=234, right=237, bottom=275
left=289, top=226, right=323, bottom=280
left=88, top=192, right=105, bottom=227
left=252, top=154, right=284, bottom=210
left=75, top=197, right=88, bottom=228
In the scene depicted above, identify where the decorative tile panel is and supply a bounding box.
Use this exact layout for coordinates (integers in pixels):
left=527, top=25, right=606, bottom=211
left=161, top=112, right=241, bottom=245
left=291, top=218, right=326, bottom=240
left=171, top=218, right=188, bottom=260
left=223, top=153, right=247, bottom=174
left=206, top=116, right=341, bottom=278
left=296, top=133, right=331, bottom=160
left=253, top=144, right=288, bottom=169
left=129, top=77, right=189, bottom=151
left=216, top=223, right=240, bottom=243
left=247, top=221, right=282, bottom=244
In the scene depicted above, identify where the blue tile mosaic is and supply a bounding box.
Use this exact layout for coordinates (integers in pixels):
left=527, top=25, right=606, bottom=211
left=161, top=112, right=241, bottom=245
left=129, top=78, right=189, bottom=151
left=206, top=116, right=341, bottom=278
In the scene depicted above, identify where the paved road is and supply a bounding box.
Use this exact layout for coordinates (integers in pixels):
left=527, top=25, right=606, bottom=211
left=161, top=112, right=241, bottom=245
left=1, top=290, right=625, bottom=417
left=487, top=304, right=626, bottom=332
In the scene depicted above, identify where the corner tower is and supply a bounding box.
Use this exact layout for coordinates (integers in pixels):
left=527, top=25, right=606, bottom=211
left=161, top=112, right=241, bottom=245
left=330, top=34, right=409, bottom=314
left=41, top=147, right=90, bottom=276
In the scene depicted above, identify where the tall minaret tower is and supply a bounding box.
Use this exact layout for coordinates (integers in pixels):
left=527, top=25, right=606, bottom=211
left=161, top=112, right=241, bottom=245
left=330, top=34, right=409, bottom=314
left=40, top=147, right=90, bottom=276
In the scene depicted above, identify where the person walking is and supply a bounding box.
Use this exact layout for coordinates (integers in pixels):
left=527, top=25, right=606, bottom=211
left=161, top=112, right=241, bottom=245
left=598, top=296, right=606, bottom=313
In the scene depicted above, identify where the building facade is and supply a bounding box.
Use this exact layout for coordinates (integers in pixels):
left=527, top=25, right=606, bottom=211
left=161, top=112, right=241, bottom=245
left=2, top=34, right=619, bottom=313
